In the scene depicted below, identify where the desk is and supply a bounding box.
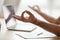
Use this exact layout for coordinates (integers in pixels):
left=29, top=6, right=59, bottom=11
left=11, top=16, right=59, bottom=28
left=0, top=30, right=60, bottom=40
left=0, top=15, right=4, bottom=18
left=0, top=19, right=60, bottom=40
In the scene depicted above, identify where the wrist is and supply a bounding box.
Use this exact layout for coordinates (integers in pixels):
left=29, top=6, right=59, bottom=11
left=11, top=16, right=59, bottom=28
left=31, top=18, right=38, bottom=24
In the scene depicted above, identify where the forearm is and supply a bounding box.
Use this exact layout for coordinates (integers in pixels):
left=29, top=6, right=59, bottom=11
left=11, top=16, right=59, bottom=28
left=31, top=18, right=60, bottom=36
left=37, top=11, right=56, bottom=23
left=55, top=17, right=60, bottom=25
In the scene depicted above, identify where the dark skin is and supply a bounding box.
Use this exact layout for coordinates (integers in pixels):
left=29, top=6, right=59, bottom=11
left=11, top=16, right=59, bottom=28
left=12, top=5, right=60, bottom=36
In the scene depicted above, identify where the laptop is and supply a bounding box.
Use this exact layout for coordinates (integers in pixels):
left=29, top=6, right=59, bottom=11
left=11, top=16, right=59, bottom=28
left=3, top=5, right=36, bottom=32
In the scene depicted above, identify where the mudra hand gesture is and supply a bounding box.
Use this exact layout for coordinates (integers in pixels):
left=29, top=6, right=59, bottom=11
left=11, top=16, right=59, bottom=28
left=13, top=10, right=36, bottom=23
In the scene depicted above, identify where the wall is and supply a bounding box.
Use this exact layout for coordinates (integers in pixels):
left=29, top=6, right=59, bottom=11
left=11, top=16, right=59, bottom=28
left=3, top=0, right=20, bottom=13
left=0, top=0, right=4, bottom=18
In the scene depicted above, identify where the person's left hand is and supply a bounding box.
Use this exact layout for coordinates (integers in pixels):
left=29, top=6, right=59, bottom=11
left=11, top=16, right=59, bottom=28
left=12, top=10, right=36, bottom=23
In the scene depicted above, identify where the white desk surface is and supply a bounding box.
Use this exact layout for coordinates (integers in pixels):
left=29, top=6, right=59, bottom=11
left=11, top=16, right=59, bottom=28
left=0, top=19, right=60, bottom=40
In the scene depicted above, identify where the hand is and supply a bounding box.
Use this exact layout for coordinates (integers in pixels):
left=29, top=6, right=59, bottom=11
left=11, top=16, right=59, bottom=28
left=28, top=5, right=42, bottom=13
left=12, top=10, right=36, bottom=23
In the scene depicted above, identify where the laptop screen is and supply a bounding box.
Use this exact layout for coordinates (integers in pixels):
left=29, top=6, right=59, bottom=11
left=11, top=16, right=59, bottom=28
left=3, top=5, right=16, bottom=27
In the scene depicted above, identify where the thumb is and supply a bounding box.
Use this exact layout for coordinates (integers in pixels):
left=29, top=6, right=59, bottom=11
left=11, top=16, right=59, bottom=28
left=12, top=15, right=22, bottom=21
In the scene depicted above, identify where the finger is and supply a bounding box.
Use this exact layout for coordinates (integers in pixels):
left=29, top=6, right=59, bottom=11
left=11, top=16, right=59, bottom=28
left=23, top=11, right=35, bottom=21
left=21, top=11, right=30, bottom=22
left=12, top=15, right=22, bottom=21
left=21, top=10, right=35, bottom=19
left=21, top=11, right=25, bottom=19
left=28, top=6, right=35, bottom=10
left=21, top=10, right=28, bottom=17
left=28, top=5, right=40, bottom=10
left=25, top=10, right=34, bottom=16
left=28, top=5, right=39, bottom=12
left=33, top=5, right=40, bottom=10
left=21, top=10, right=29, bottom=18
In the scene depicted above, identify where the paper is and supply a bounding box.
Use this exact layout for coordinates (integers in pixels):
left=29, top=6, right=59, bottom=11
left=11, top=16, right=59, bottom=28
left=16, top=27, right=56, bottom=39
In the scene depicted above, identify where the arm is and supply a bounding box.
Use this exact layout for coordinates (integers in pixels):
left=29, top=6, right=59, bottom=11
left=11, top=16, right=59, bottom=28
left=31, top=18, right=60, bottom=36
left=55, top=17, right=60, bottom=25
left=13, top=10, right=60, bottom=36
left=29, top=5, right=57, bottom=24
left=37, top=12, right=57, bottom=23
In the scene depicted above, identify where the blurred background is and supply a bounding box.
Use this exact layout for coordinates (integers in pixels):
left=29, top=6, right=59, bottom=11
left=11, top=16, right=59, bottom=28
left=0, top=0, right=60, bottom=21
left=0, top=0, right=60, bottom=37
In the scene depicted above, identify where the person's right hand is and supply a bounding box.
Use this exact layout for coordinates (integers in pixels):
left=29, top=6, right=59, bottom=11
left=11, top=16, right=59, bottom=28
left=28, top=5, right=42, bottom=13
left=12, top=10, right=37, bottom=23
